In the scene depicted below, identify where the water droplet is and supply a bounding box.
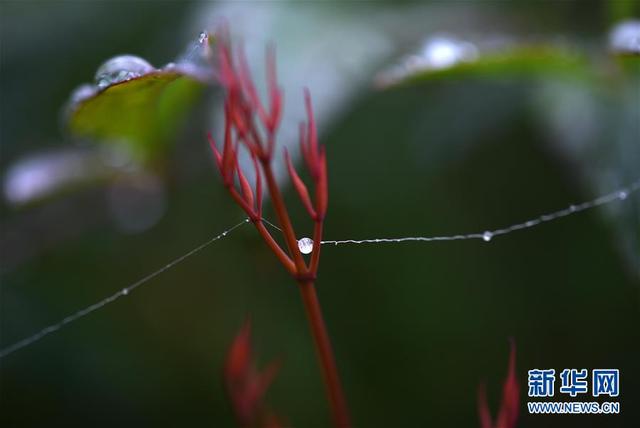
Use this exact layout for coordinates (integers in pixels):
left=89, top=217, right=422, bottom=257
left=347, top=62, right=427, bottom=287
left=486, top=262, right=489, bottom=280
left=198, top=31, right=208, bottom=44
left=569, top=204, right=577, bottom=212
left=97, top=78, right=110, bottom=89
left=298, top=237, right=314, bottom=254
left=375, top=35, right=477, bottom=87
left=418, top=36, right=478, bottom=70
left=482, top=231, right=493, bottom=242
left=94, top=55, right=154, bottom=89
left=64, top=83, right=98, bottom=116
left=609, top=20, right=640, bottom=54
left=69, top=84, right=96, bottom=104
left=122, top=288, right=129, bottom=296
left=222, top=231, right=227, bottom=236
left=618, top=190, right=628, bottom=200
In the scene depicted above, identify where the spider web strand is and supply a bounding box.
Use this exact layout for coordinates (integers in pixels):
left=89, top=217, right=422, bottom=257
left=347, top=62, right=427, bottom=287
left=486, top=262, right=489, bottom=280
left=0, top=218, right=250, bottom=359
left=320, top=180, right=639, bottom=246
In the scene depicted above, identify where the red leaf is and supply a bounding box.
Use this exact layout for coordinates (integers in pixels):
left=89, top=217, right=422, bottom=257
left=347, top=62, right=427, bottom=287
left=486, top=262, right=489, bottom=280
left=477, top=382, right=493, bottom=428
left=496, top=341, right=519, bottom=428
left=225, top=320, right=252, bottom=383
left=207, top=132, right=222, bottom=170
left=223, top=320, right=283, bottom=428
left=477, top=341, right=520, bottom=428
left=303, top=89, right=319, bottom=179
left=285, top=148, right=316, bottom=219
left=266, top=45, right=282, bottom=134
left=237, top=160, right=255, bottom=209
left=252, top=152, right=263, bottom=217
left=315, top=146, right=328, bottom=220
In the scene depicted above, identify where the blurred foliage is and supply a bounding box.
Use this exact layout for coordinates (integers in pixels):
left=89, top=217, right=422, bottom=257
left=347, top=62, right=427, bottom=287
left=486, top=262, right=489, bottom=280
left=389, top=46, right=590, bottom=84
left=68, top=72, right=204, bottom=163
left=609, top=0, right=640, bottom=23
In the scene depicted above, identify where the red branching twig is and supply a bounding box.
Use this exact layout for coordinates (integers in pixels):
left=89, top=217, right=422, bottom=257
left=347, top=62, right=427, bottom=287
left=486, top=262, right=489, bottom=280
left=209, top=28, right=350, bottom=428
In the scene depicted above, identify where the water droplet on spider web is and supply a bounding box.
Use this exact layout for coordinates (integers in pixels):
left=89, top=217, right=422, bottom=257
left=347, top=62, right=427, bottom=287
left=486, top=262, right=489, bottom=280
left=298, top=237, right=314, bottom=254
left=94, top=55, right=154, bottom=89
left=618, top=190, right=628, bottom=200
left=482, top=231, right=493, bottom=242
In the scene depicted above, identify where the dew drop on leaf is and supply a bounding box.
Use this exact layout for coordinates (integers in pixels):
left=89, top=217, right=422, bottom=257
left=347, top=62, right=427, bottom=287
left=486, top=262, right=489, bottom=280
left=94, top=55, right=154, bottom=88
left=609, top=19, right=640, bottom=54
left=68, top=83, right=96, bottom=105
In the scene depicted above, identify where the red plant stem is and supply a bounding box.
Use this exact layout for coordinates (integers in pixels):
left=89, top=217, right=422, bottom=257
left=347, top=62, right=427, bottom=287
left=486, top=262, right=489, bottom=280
left=309, top=221, right=323, bottom=273
left=259, top=160, right=349, bottom=427
left=299, top=280, right=351, bottom=428
left=216, top=37, right=349, bottom=425
left=261, top=162, right=306, bottom=272
left=255, top=221, right=296, bottom=275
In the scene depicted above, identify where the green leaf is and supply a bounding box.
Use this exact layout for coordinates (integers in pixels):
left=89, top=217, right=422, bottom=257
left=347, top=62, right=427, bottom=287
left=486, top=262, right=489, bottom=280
left=381, top=45, right=590, bottom=87
left=67, top=70, right=206, bottom=163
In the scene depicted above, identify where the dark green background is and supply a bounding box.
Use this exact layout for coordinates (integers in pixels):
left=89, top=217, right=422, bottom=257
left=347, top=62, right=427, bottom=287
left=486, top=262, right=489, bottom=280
left=1, top=1, right=638, bottom=427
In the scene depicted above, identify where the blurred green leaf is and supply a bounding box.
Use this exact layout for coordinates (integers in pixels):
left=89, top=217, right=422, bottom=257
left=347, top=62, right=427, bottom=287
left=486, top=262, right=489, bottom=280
left=386, top=46, right=590, bottom=86
left=67, top=70, right=205, bottom=163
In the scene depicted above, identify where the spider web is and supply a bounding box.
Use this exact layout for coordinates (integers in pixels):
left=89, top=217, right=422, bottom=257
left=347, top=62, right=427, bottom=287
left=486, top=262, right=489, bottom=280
left=0, top=179, right=637, bottom=359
